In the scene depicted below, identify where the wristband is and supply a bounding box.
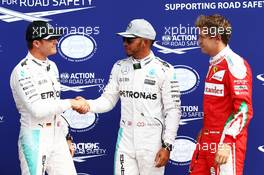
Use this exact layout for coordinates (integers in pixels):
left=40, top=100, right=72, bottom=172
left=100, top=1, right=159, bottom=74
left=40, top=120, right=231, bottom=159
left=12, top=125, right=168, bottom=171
left=66, top=133, right=73, bottom=141
left=162, top=141, right=172, bottom=151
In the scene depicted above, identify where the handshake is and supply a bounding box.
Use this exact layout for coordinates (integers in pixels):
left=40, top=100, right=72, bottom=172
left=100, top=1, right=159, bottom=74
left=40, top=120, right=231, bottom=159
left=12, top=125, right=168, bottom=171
left=70, top=96, right=90, bottom=114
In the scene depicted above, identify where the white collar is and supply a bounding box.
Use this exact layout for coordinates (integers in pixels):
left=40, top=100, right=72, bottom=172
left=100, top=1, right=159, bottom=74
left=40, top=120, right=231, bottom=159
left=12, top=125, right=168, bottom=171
left=26, top=52, right=50, bottom=71
left=131, top=51, right=154, bottom=68
left=210, top=45, right=231, bottom=65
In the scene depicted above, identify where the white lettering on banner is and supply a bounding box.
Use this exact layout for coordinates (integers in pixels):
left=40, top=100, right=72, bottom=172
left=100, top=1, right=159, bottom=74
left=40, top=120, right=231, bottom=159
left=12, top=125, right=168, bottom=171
left=1, top=0, right=18, bottom=5
left=243, top=1, right=264, bottom=8
left=66, top=78, right=103, bottom=84
left=204, top=83, right=224, bottom=96
left=172, top=35, right=197, bottom=41
left=164, top=1, right=264, bottom=11
left=72, top=142, right=107, bottom=162
left=53, top=0, right=86, bottom=6
left=75, top=142, right=99, bottom=150
left=180, top=106, right=203, bottom=125
left=19, top=0, right=91, bottom=7
left=181, top=106, right=198, bottom=112
left=165, top=2, right=217, bottom=11
left=70, top=73, right=95, bottom=79
left=217, top=1, right=241, bottom=9
left=1, top=0, right=92, bottom=7
left=20, top=0, right=49, bottom=7
left=258, top=145, right=264, bottom=153
left=257, top=74, right=264, bottom=83
left=180, top=105, right=203, bottom=125
left=0, top=116, right=4, bottom=123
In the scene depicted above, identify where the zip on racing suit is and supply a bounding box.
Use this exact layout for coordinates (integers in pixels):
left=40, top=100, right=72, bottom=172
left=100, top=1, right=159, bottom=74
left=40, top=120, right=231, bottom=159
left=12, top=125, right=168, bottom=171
left=189, top=45, right=253, bottom=175
left=10, top=52, right=77, bottom=175
left=87, top=51, right=181, bottom=175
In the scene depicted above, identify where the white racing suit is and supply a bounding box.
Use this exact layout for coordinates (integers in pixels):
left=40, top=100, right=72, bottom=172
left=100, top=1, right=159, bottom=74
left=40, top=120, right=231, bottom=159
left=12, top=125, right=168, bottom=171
left=88, top=51, right=181, bottom=175
left=10, top=52, right=77, bottom=175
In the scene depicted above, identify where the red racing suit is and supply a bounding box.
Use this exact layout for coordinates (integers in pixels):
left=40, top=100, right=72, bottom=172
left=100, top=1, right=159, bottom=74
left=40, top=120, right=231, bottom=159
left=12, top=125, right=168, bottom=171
left=189, top=46, right=253, bottom=175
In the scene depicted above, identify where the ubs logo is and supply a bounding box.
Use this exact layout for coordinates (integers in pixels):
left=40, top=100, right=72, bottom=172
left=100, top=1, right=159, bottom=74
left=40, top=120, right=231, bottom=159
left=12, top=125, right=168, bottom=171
left=62, top=110, right=99, bottom=133
left=173, top=65, right=200, bottom=95
left=169, top=136, right=197, bottom=166
left=58, top=33, right=97, bottom=62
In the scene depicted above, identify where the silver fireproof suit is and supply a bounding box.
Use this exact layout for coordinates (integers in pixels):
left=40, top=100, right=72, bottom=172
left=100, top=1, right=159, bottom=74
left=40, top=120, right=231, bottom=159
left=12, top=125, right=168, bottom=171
left=10, top=52, right=77, bottom=175
left=88, top=51, right=181, bottom=175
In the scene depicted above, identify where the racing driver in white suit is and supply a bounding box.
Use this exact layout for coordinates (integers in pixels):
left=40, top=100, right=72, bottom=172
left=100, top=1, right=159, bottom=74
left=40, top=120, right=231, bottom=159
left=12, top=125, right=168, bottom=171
left=10, top=21, right=87, bottom=175
left=77, top=19, right=182, bottom=175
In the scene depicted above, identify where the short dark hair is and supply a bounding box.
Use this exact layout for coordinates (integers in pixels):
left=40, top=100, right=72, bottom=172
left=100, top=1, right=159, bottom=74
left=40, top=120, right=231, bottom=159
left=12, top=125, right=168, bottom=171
left=27, top=41, right=33, bottom=50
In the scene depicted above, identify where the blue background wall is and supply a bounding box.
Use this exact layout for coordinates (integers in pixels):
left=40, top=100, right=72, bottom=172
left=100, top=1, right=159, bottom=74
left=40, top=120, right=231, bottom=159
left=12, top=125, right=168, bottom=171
left=0, top=0, right=264, bottom=174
